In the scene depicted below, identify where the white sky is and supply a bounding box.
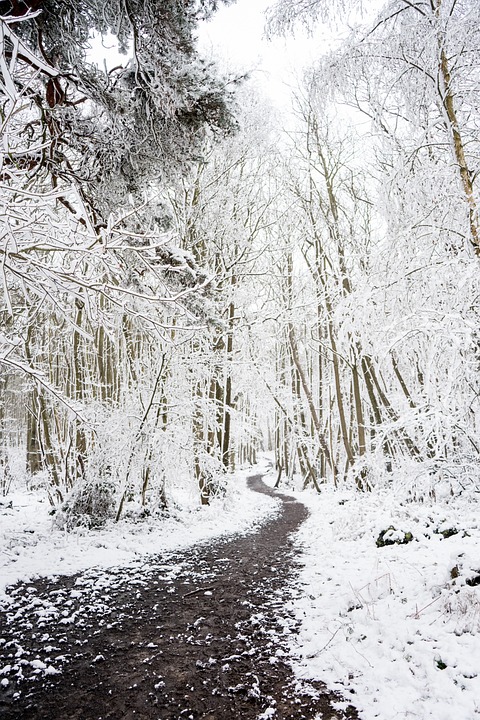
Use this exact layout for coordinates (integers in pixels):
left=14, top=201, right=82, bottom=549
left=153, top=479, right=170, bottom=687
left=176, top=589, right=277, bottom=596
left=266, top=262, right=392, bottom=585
left=90, top=1, right=362, bottom=115
left=197, top=0, right=335, bottom=110
left=197, top=0, right=388, bottom=116
left=89, top=2, right=321, bottom=109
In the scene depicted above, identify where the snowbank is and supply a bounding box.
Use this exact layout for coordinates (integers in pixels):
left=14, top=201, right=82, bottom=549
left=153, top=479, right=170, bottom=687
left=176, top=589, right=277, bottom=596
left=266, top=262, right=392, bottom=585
left=276, top=474, right=480, bottom=720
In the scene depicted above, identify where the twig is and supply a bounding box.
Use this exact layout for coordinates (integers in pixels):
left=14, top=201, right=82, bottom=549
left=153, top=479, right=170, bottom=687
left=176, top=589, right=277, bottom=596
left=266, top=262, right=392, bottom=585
left=182, top=586, right=215, bottom=599
left=408, top=595, right=442, bottom=619
left=312, top=625, right=343, bottom=655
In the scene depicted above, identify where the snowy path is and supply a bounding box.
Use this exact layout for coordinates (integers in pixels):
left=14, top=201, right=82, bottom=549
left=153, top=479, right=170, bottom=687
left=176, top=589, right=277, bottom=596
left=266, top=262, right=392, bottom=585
left=0, top=475, right=357, bottom=720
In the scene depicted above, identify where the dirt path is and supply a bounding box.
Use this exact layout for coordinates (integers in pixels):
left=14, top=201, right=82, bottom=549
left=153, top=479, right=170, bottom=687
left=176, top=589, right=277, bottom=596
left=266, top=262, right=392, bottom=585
left=0, top=476, right=358, bottom=720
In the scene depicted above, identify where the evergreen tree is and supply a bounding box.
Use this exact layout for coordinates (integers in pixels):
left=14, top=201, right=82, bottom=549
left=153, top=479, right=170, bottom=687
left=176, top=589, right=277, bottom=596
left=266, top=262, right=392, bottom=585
left=0, top=0, right=237, bottom=222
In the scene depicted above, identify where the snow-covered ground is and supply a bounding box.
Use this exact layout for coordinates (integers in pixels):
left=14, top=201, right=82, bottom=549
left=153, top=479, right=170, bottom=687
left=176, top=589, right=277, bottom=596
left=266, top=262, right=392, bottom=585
left=0, top=458, right=280, bottom=606
left=262, top=469, right=480, bottom=720
left=3, top=460, right=480, bottom=719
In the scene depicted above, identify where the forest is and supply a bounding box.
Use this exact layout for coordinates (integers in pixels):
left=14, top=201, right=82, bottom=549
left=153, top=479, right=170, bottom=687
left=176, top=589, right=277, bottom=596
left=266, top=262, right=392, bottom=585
left=1, top=1, right=480, bottom=718
left=1, top=0, right=479, bottom=523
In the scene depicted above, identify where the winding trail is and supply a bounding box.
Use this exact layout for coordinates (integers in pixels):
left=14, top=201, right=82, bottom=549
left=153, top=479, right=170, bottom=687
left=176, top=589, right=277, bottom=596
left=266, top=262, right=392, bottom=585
left=0, top=476, right=358, bottom=720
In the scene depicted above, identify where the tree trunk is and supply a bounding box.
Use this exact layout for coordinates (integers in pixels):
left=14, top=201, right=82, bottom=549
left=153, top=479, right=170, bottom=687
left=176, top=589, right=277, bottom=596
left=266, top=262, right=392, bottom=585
left=287, top=323, right=337, bottom=476
left=435, top=1, right=480, bottom=254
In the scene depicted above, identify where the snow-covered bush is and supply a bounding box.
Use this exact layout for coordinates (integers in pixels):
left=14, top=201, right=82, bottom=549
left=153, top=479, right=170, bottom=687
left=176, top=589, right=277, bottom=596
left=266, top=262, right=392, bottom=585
left=55, top=477, right=116, bottom=530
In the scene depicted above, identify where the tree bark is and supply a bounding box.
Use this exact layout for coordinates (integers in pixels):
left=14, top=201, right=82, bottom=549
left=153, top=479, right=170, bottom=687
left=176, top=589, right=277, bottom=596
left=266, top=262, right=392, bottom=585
left=287, top=323, right=337, bottom=475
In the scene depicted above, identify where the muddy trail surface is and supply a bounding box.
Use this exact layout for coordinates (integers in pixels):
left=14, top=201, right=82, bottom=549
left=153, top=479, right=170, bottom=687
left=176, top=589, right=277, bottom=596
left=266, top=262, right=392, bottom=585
left=0, top=476, right=358, bottom=720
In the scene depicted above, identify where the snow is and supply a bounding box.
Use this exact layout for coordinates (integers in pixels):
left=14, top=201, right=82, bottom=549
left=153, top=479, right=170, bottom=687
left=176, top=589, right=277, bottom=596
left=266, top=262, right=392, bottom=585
left=3, top=460, right=480, bottom=718
left=262, top=470, right=480, bottom=720
left=0, top=459, right=280, bottom=607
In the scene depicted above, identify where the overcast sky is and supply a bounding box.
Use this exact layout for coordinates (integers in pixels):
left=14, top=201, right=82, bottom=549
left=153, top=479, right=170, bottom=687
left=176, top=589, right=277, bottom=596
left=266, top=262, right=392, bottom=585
left=197, top=0, right=388, bottom=116
left=197, top=0, right=334, bottom=110
left=90, top=1, right=347, bottom=114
